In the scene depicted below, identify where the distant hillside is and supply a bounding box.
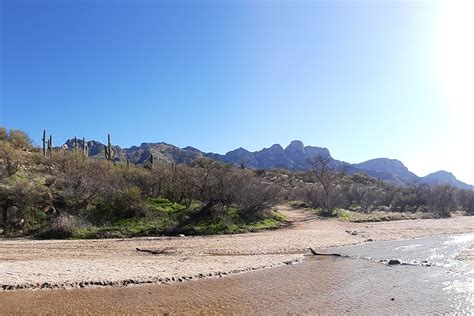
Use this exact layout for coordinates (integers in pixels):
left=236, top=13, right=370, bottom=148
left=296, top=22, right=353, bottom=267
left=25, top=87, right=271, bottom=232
left=63, top=138, right=472, bottom=189
left=206, top=140, right=333, bottom=170
left=64, top=139, right=202, bottom=165
left=126, top=143, right=201, bottom=165
left=352, top=158, right=419, bottom=186
left=421, top=170, right=472, bottom=190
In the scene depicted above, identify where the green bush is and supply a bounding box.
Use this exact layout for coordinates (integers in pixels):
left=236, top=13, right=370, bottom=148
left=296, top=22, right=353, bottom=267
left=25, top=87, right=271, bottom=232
left=89, top=187, right=147, bottom=223
left=111, top=187, right=146, bottom=218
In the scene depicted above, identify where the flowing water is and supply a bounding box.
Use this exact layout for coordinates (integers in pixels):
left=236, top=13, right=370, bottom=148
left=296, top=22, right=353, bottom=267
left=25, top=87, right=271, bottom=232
left=1, top=234, right=473, bottom=315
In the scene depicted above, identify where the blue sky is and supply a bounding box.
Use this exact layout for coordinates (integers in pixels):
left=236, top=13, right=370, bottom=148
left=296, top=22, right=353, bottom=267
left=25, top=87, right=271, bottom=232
left=1, top=1, right=473, bottom=183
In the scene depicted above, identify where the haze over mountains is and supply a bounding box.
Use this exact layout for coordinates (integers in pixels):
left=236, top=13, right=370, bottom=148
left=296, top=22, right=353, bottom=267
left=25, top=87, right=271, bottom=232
left=64, top=138, right=473, bottom=190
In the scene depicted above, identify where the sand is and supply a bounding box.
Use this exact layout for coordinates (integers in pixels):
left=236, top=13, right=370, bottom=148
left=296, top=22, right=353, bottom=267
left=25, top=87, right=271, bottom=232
left=1, top=206, right=473, bottom=290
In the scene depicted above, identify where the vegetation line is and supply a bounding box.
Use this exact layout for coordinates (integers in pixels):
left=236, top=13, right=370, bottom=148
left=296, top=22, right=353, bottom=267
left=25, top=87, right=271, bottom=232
left=0, top=127, right=472, bottom=239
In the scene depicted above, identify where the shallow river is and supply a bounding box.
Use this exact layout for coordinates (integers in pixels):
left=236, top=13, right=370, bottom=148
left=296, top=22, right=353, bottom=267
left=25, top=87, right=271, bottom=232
left=1, top=234, right=473, bottom=314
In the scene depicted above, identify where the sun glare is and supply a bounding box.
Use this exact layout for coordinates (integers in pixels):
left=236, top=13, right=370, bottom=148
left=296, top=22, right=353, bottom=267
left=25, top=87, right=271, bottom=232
left=437, top=0, right=474, bottom=117
left=433, top=0, right=474, bottom=183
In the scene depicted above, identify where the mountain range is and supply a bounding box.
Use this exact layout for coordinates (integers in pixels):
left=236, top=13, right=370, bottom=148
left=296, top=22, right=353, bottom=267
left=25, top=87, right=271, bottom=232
left=64, top=138, right=473, bottom=190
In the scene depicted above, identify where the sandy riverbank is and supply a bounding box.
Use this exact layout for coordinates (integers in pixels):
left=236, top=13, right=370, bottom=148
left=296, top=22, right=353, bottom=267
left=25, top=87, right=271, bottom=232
left=1, top=206, right=473, bottom=291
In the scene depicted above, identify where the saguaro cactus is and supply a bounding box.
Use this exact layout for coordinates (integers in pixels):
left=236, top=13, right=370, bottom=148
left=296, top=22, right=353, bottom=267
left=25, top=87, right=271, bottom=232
left=82, top=137, right=88, bottom=158
left=42, top=129, right=47, bottom=157
left=144, top=154, right=154, bottom=170
left=104, top=133, right=115, bottom=162
left=42, top=130, right=53, bottom=157
left=73, top=137, right=78, bottom=152
left=47, top=135, right=53, bottom=157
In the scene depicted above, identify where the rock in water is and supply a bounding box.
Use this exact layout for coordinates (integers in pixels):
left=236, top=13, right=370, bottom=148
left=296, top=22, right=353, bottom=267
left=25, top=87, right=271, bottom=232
left=388, top=259, right=401, bottom=265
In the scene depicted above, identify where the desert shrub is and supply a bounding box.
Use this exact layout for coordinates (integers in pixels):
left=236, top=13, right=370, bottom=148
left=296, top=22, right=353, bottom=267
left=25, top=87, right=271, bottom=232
left=377, top=185, right=396, bottom=208
left=109, top=186, right=146, bottom=218
left=346, top=183, right=367, bottom=207
left=107, top=165, right=152, bottom=195
left=161, top=163, right=197, bottom=206
left=456, top=189, right=474, bottom=215
left=90, top=186, right=147, bottom=223
left=7, top=129, right=32, bottom=150
left=0, top=181, right=51, bottom=231
left=304, top=185, right=324, bottom=209
left=429, top=184, right=455, bottom=217
left=0, top=142, right=21, bottom=177
left=52, top=154, right=111, bottom=214
left=191, top=159, right=238, bottom=215
left=350, top=172, right=377, bottom=185
left=392, top=189, right=418, bottom=212
left=2, top=126, right=472, bottom=238
left=40, top=214, right=79, bottom=239
left=360, top=187, right=381, bottom=212
left=0, top=127, right=7, bottom=141
left=236, top=176, right=281, bottom=218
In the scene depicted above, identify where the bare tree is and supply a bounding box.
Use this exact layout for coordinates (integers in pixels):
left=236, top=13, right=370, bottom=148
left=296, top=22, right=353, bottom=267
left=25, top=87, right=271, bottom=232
left=429, top=184, right=455, bottom=217
left=192, top=158, right=237, bottom=217
left=52, top=154, right=110, bottom=214
left=347, top=183, right=367, bottom=207
left=377, top=183, right=396, bottom=208
left=456, top=189, right=474, bottom=215
left=307, top=154, right=345, bottom=216
left=236, top=174, right=281, bottom=217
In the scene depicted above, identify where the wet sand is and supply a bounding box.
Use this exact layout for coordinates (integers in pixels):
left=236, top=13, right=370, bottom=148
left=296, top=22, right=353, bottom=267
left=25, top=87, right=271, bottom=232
left=1, top=207, right=473, bottom=291
left=2, top=234, right=473, bottom=315
left=0, top=257, right=399, bottom=315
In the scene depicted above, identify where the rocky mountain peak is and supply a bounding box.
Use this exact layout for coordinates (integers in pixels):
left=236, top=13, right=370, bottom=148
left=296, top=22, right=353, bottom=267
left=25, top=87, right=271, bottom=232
left=61, top=138, right=472, bottom=189
left=285, top=140, right=305, bottom=153
left=268, top=144, right=284, bottom=151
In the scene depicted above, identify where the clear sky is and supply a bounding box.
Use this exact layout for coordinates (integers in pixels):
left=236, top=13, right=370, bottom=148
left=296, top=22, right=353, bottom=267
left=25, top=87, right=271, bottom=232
left=1, top=0, right=473, bottom=183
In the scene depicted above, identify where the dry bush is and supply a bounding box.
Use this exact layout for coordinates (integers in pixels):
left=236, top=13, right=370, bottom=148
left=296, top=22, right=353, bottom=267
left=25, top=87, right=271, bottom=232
left=7, top=129, right=33, bottom=150
left=0, top=181, right=50, bottom=230
left=161, top=163, right=197, bottom=205
left=48, top=214, right=79, bottom=238
left=456, top=189, right=474, bottom=215
left=0, top=142, right=21, bottom=177
left=236, top=175, right=282, bottom=218
left=308, top=154, right=346, bottom=215
left=304, top=185, right=324, bottom=208
left=192, top=159, right=238, bottom=214
left=429, top=184, right=455, bottom=217
left=0, top=127, right=7, bottom=141
left=51, top=153, right=111, bottom=213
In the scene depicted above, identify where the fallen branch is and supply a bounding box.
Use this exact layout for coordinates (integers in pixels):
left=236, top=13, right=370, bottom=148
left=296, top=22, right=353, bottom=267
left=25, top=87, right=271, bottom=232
left=136, top=247, right=173, bottom=255
left=309, top=247, right=344, bottom=257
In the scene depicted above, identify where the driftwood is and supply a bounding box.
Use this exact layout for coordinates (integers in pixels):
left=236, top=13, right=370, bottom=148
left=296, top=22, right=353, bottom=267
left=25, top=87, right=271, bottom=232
left=309, top=247, right=344, bottom=257
left=136, top=247, right=173, bottom=255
